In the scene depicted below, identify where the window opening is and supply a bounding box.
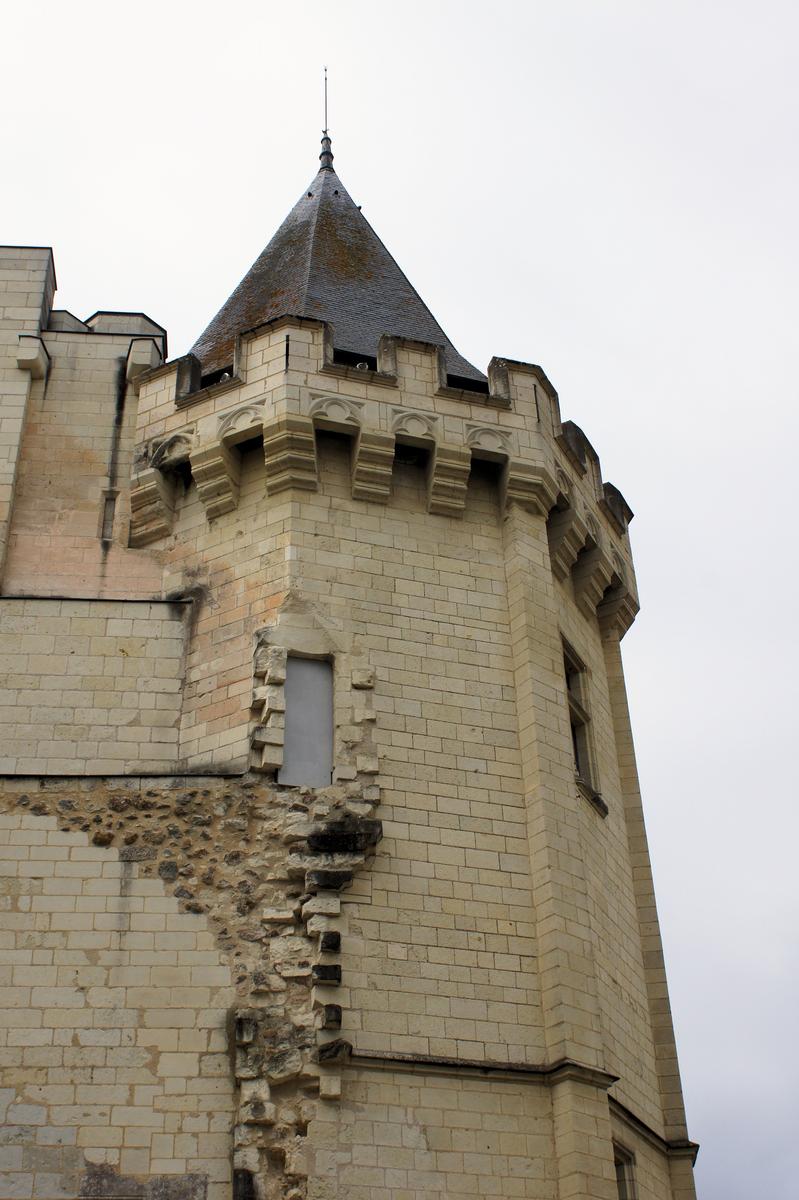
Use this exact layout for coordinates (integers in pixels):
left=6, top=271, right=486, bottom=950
left=100, top=491, right=117, bottom=541
left=614, top=1146, right=637, bottom=1200
left=563, top=641, right=606, bottom=815
left=277, top=657, right=334, bottom=788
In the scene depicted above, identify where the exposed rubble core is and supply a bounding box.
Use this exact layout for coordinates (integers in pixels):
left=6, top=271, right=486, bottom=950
left=0, top=776, right=381, bottom=1200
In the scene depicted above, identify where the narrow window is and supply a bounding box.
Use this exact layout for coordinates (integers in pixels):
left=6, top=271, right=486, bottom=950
left=563, top=641, right=605, bottom=813
left=277, top=657, right=334, bottom=787
left=614, top=1146, right=637, bottom=1200
left=100, top=491, right=117, bottom=541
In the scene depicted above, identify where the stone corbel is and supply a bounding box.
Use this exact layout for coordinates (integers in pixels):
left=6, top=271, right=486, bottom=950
left=262, top=414, right=318, bottom=495
left=190, top=440, right=241, bottom=520
left=547, top=506, right=589, bottom=580
left=502, top=459, right=557, bottom=518
left=351, top=428, right=395, bottom=503
left=597, top=585, right=639, bottom=637
left=427, top=443, right=471, bottom=517
left=129, top=468, right=176, bottom=546
left=572, top=545, right=615, bottom=620
left=16, top=335, right=49, bottom=379
left=125, top=338, right=162, bottom=392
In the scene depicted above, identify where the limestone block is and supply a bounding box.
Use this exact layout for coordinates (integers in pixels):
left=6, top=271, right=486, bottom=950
left=427, top=443, right=471, bottom=517
left=129, top=468, right=176, bottom=546
left=16, top=335, right=49, bottom=379
left=318, top=1074, right=342, bottom=1100
left=502, top=459, right=557, bottom=517
left=190, top=440, right=241, bottom=519
left=572, top=545, right=615, bottom=619
left=547, top=506, right=589, bottom=580
left=351, top=666, right=375, bottom=690
left=597, top=584, right=639, bottom=636
left=351, top=428, right=395, bottom=503
left=125, top=338, right=162, bottom=390
left=262, top=414, right=318, bottom=494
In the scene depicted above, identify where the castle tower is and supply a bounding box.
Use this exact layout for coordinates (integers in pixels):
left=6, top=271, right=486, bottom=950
left=0, top=137, right=697, bottom=1200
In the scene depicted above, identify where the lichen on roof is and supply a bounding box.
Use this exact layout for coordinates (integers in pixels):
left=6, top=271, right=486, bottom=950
left=190, top=135, right=484, bottom=383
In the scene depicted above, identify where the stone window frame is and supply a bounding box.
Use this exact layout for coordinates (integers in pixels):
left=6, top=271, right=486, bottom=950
left=613, top=1143, right=638, bottom=1200
left=249, top=611, right=378, bottom=788
left=562, top=638, right=607, bottom=817
left=277, top=655, right=335, bottom=788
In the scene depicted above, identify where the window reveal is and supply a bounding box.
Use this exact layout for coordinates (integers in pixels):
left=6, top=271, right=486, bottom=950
left=277, top=657, right=334, bottom=787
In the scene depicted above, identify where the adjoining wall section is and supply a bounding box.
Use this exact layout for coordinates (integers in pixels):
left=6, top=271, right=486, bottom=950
left=311, top=1066, right=558, bottom=1199
left=0, top=806, right=236, bottom=1200
left=0, top=599, right=187, bottom=774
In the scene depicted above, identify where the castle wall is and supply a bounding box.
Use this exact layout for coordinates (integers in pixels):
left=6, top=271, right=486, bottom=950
left=0, top=806, right=236, bottom=1200
left=311, top=1067, right=558, bottom=1199
left=0, top=260, right=695, bottom=1200
left=0, top=599, right=186, bottom=774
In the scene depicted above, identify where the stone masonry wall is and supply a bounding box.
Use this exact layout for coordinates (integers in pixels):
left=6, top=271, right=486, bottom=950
left=0, top=280, right=694, bottom=1199
left=0, top=803, right=236, bottom=1200
left=0, top=600, right=186, bottom=775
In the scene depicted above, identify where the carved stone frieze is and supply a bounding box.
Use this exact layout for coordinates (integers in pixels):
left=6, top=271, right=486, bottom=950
left=218, top=402, right=265, bottom=446
left=390, top=407, right=440, bottom=443
left=309, top=394, right=364, bottom=432
left=465, top=423, right=513, bottom=459
left=150, top=430, right=195, bottom=471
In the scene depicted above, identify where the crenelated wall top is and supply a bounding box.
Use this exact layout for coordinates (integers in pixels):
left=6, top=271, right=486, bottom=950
left=133, top=317, right=639, bottom=634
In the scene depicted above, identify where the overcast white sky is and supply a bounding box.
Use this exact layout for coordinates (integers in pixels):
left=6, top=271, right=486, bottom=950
left=4, top=2, right=798, bottom=1196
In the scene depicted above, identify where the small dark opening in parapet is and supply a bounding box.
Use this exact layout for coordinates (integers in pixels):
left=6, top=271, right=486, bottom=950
left=333, top=348, right=378, bottom=371
left=469, top=457, right=503, bottom=485
left=447, top=373, right=489, bottom=395
left=200, top=364, right=234, bottom=388
left=394, top=441, right=431, bottom=469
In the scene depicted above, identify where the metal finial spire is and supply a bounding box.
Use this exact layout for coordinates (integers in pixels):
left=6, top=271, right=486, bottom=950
left=320, top=68, right=334, bottom=170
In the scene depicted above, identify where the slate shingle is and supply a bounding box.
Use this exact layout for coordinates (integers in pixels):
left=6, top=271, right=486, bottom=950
left=190, top=145, right=484, bottom=383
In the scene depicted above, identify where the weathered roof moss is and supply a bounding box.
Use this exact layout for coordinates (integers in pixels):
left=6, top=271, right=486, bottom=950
left=190, top=146, right=483, bottom=383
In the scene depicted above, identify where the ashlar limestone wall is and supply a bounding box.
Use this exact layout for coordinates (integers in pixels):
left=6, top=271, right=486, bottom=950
left=0, top=804, right=236, bottom=1200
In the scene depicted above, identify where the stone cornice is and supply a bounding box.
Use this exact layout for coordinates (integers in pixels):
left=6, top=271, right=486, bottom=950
left=350, top=1049, right=618, bottom=1090
left=609, top=1097, right=700, bottom=1165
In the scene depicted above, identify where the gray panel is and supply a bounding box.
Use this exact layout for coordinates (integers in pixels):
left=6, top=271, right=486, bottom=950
left=277, top=658, right=334, bottom=787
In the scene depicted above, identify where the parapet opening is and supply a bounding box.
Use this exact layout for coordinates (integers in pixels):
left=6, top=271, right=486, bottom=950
left=200, top=363, right=234, bottom=389
left=394, top=441, right=431, bottom=469
left=447, top=372, right=489, bottom=395
left=466, top=456, right=503, bottom=517
left=316, top=429, right=356, bottom=491
left=332, top=347, right=378, bottom=371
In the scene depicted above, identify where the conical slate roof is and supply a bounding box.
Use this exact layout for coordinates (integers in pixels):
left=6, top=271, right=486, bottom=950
left=190, top=137, right=484, bottom=383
